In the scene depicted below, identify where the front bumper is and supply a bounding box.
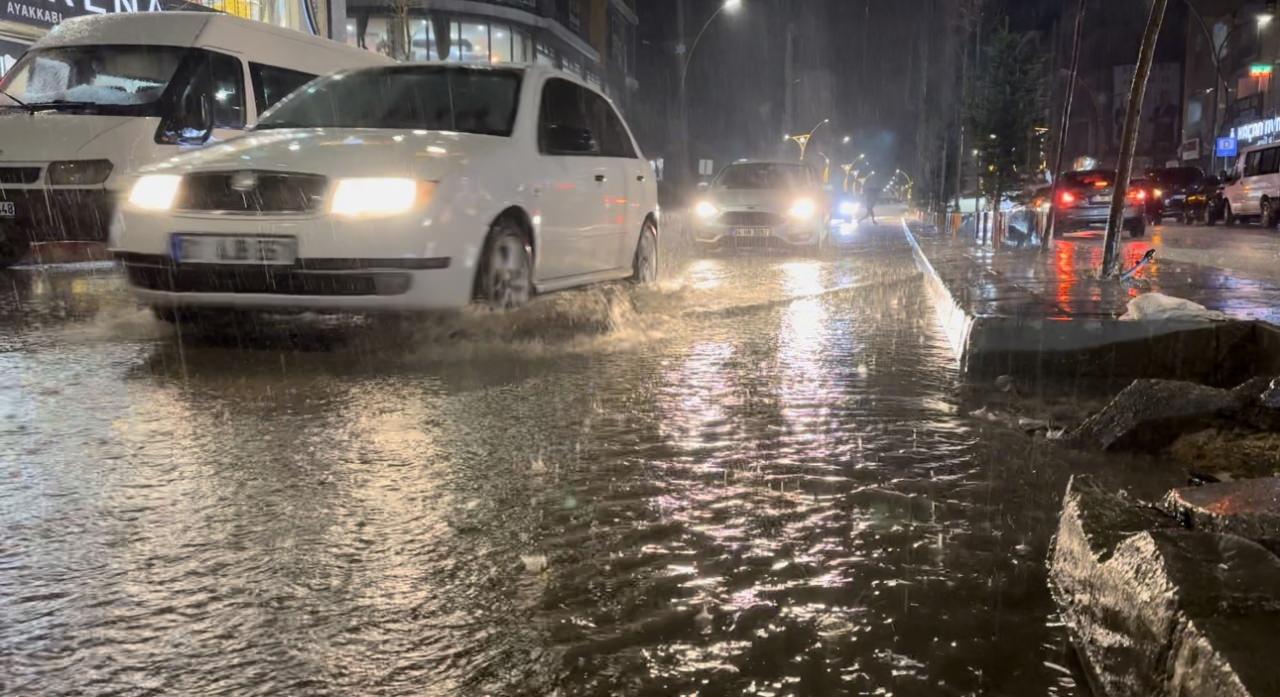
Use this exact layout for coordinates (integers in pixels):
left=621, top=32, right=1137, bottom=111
left=0, top=187, right=116, bottom=243
left=692, top=219, right=824, bottom=248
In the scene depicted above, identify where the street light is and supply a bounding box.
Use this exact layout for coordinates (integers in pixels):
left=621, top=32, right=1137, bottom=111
left=842, top=135, right=852, bottom=144
left=785, top=118, right=830, bottom=161
left=678, top=0, right=743, bottom=184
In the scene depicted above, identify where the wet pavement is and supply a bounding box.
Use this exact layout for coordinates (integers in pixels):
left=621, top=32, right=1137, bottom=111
left=1, top=220, right=1179, bottom=696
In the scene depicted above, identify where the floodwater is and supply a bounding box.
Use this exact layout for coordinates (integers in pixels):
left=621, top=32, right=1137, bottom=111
left=2, top=221, right=1126, bottom=695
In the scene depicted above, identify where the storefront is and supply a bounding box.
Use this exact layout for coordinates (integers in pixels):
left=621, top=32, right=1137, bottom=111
left=343, top=2, right=609, bottom=94
left=1, top=0, right=325, bottom=77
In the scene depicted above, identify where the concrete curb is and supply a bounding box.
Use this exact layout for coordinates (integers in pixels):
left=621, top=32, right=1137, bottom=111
left=900, top=221, right=1280, bottom=385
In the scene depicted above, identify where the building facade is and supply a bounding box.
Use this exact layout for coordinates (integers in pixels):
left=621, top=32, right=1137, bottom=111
left=340, top=0, right=638, bottom=110
left=1181, top=0, right=1279, bottom=172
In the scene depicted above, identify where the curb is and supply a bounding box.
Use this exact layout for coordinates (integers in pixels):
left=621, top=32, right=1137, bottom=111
left=900, top=220, right=1280, bottom=385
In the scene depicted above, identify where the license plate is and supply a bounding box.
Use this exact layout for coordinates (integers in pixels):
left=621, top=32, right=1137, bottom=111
left=173, top=235, right=297, bottom=265
left=1092, top=195, right=1112, bottom=204
left=0, top=202, right=13, bottom=218
left=733, top=227, right=771, bottom=237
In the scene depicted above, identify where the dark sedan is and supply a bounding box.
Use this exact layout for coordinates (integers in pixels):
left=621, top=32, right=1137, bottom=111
left=1146, top=166, right=1207, bottom=221
left=1050, top=170, right=1147, bottom=238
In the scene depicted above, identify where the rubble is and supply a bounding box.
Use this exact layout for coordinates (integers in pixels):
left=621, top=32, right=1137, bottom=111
left=1163, top=479, right=1280, bottom=557
left=1067, top=379, right=1240, bottom=452
left=1050, top=476, right=1280, bottom=697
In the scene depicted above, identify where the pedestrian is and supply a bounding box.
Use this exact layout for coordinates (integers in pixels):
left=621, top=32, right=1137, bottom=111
left=860, top=188, right=879, bottom=225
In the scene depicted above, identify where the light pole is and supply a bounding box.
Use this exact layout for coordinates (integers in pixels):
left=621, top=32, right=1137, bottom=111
left=785, top=118, right=830, bottom=161
left=678, top=0, right=742, bottom=186
left=895, top=170, right=915, bottom=200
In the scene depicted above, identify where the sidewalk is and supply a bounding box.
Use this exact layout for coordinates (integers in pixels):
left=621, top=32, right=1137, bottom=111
left=904, top=217, right=1280, bottom=386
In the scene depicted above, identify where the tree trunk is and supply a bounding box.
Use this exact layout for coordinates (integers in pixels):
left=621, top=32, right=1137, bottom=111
left=1102, top=0, right=1169, bottom=276
left=1044, top=0, right=1087, bottom=247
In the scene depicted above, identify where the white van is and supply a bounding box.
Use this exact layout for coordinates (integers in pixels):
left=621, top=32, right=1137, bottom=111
left=0, top=12, right=390, bottom=265
left=1222, top=141, right=1280, bottom=228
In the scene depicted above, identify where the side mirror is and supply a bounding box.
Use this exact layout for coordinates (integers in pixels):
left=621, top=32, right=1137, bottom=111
left=545, top=125, right=597, bottom=154
left=157, top=91, right=213, bottom=146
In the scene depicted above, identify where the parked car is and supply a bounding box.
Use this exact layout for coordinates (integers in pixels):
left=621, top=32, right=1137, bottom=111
left=691, top=161, right=830, bottom=252
left=0, top=12, right=391, bottom=267
left=1222, top=142, right=1280, bottom=228
left=110, top=64, right=660, bottom=317
left=1048, top=170, right=1147, bottom=238
left=1182, top=175, right=1226, bottom=226
left=1146, top=166, right=1207, bottom=222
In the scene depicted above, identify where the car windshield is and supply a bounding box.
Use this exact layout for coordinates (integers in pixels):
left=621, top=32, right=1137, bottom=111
left=716, top=163, right=810, bottom=189
left=0, top=45, right=187, bottom=113
left=257, top=66, right=521, bottom=136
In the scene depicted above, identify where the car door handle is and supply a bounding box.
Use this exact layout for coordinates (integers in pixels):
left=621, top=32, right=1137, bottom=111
left=595, top=174, right=607, bottom=183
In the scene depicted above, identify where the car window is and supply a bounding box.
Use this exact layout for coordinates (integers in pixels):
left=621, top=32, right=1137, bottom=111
left=208, top=53, right=245, bottom=129
left=1061, top=171, right=1113, bottom=188
left=1245, top=150, right=1263, bottom=177
left=1261, top=148, right=1280, bottom=176
left=250, top=62, right=316, bottom=115
left=538, top=78, right=599, bottom=155
left=586, top=91, right=637, bottom=159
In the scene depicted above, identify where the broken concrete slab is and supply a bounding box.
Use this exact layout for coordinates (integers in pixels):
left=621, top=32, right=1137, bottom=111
left=1163, top=479, right=1280, bottom=557
left=1050, top=475, right=1280, bottom=697
left=1068, top=380, right=1240, bottom=452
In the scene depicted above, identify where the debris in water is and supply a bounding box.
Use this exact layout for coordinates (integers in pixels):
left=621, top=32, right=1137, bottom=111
left=521, top=554, right=549, bottom=574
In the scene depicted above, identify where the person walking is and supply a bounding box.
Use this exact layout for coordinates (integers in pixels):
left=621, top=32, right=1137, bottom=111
left=860, top=187, right=879, bottom=225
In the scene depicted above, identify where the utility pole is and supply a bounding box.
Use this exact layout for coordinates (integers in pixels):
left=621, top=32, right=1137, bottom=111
left=1044, top=0, right=1087, bottom=247
left=784, top=21, right=796, bottom=140
left=674, top=0, right=689, bottom=189
left=1102, top=0, right=1170, bottom=277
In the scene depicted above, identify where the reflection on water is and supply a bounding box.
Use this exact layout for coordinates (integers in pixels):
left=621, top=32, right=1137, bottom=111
left=0, top=230, right=1089, bottom=695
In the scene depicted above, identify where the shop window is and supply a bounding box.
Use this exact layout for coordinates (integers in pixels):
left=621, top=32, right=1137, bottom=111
left=410, top=19, right=437, bottom=61
left=513, top=31, right=529, bottom=64
left=490, top=24, right=512, bottom=64
left=459, top=22, right=489, bottom=63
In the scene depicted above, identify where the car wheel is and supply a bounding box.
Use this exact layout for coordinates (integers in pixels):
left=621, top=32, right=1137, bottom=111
left=1225, top=202, right=1236, bottom=226
left=476, top=219, right=533, bottom=310
left=630, top=221, right=659, bottom=284
left=0, top=233, right=30, bottom=268
left=1127, top=220, right=1147, bottom=238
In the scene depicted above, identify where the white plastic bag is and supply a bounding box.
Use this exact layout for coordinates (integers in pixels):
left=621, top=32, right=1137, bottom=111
left=1119, top=293, right=1227, bottom=322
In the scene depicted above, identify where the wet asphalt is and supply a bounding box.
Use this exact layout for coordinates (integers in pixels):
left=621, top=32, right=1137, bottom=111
left=0, top=219, right=1122, bottom=696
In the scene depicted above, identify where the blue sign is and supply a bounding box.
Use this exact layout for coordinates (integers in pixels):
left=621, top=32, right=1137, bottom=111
left=1216, top=137, right=1239, bottom=158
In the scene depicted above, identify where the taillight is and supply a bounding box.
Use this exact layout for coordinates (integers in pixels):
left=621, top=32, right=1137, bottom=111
left=1128, top=188, right=1147, bottom=202
left=1059, top=190, right=1077, bottom=207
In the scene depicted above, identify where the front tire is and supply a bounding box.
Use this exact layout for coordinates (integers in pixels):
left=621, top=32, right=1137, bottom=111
left=1225, top=202, right=1236, bottom=226
left=1127, top=219, right=1147, bottom=238
left=630, top=221, right=659, bottom=284
left=475, top=219, right=533, bottom=311
left=1262, top=199, right=1277, bottom=229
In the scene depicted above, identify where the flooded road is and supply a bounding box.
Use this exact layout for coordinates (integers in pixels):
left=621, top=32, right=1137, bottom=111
left=1, top=221, right=1115, bottom=695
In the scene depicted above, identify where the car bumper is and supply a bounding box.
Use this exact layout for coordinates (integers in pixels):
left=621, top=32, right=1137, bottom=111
left=111, top=211, right=480, bottom=311
left=1054, top=205, right=1144, bottom=229
left=692, top=221, right=824, bottom=248
left=0, top=187, right=116, bottom=242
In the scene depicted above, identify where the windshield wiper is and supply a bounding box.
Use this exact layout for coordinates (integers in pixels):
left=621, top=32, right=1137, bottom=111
left=0, top=89, right=33, bottom=112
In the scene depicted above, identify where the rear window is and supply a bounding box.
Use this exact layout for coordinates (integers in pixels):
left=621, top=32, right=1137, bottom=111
left=1062, top=170, right=1113, bottom=188
left=257, top=66, right=522, bottom=136
left=1149, top=168, right=1202, bottom=187
left=717, top=163, right=811, bottom=190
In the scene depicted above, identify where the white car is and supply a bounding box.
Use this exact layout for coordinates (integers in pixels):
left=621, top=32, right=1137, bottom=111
left=110, top=64, right=659, bottom=316
left=690, top=161, right=829, bottom=251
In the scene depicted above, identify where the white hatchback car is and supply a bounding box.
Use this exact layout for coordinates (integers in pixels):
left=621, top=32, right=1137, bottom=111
left=110, top=64, right=660, bottom=316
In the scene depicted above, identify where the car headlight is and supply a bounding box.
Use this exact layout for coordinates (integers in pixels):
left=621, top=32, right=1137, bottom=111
left=47, top=159, right=114, bottom=186
left=838, top=200, right=858, bottom=217
left=128, top=174, right=183, bottom=211
left=694, top=201, right=719, bottom=219
left=789, top=197, right=817, bottom=220
left=329, top=178, right=433, bottom=218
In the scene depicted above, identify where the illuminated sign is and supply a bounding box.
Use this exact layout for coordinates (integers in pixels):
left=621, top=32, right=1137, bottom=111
left=1251, top=64, right=1275, bottom=78
left=1230, top=117, right=1280, bottom=144
left=0, top=0, right=206, bottom=29
left=1216, top=137, right=1238, bottom=158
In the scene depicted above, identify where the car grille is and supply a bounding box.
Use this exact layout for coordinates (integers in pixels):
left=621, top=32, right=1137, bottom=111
left=0, top=167, right=41, bottom=185
left=125, top=264, right=411, bottom=296
left=718, top=210, right=784, bottom=226
left=175, top=171, right=328, bottom=214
